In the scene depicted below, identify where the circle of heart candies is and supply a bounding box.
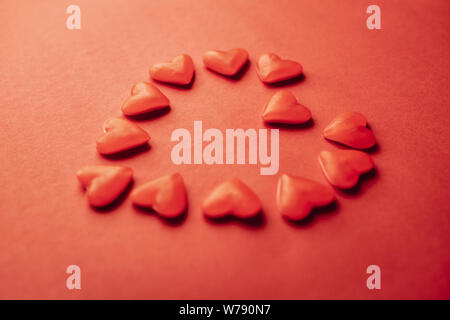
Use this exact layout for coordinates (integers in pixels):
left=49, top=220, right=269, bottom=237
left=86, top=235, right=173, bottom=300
left=77, top=50, right=377, bottom=222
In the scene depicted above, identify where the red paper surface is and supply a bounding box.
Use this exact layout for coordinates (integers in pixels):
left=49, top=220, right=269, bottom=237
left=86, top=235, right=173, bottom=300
left=0, top=0, right=449, bottom=299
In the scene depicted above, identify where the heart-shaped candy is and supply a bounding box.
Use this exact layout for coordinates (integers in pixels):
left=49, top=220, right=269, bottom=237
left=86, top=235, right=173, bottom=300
left=149, top=54, right=195, bottom=85
left=203, top=48, right=248, bottom=76
left=262, top=90, right=312, bottom=124
left=96, top=118, right=150, bottom=155
left=319, top=150, right=374, bottom=189
left=277, top=174, right=335, bottom=220
left=131, top=173, right=187, bottom=218
left=202, top=178, right=262, bottom=219
left=121, top=82, right=170, bottom=116
left=323, top=112, right=376, bottom=149
left=256, top=53, right=303, bottom=83
left=76, top=165, right=133, bottom=207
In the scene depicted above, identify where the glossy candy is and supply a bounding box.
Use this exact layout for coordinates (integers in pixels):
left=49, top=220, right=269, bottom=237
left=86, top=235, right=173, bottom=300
left=96, top=118, right=150, bottom=155
left=203, top=48, right=249, bottom=76
left=319, top=150, right=374, bottom=189
left=121, top=81, right=170, bottom=116
left=149, top=54, right=195, bottom=85
left=202, top=178, right=261, bottom=219
left=131, top=173, right=187, bottom=218
left=256, top=53, right=303, bottom=83
left=262, top=90, right=311, bottom=124
left=277, top=174, right=335, bottom=220
left=76, top=165, right=133, bottom=207
left=323, top=112, right=376, bottom=149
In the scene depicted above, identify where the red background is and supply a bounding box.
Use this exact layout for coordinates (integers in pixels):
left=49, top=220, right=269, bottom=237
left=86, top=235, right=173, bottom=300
left=0, top=0, right=449, bottom=299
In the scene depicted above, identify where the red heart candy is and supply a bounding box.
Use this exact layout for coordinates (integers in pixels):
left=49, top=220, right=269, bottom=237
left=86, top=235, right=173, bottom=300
left=262, top=90, right=312, bottom=124
left=96, top=118, right=150, bottom=155
left=131, top=173, right=187, bottom=218
left=203, top=48, right=248, bottom=76
left=149, top=54, right=195, bottom=85
left=202, top=178, right=262, bottom=219
left=121, top=82, right=170, bottom=116
left=323, top=112, right=376, bottom=149
left=76, top=165, right=133, bottom=207
left=277, top=174, right=335, bottom=220
left=319, top=150, right=374, bottom=189
left=256, top=53, right=303, bottom=83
